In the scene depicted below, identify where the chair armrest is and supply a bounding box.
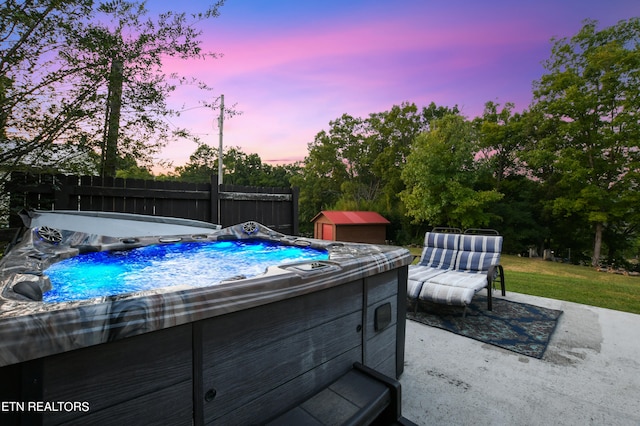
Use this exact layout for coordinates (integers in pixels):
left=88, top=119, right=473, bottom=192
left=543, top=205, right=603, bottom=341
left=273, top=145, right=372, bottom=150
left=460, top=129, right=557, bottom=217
left=487, top=264, right=505, bottom=296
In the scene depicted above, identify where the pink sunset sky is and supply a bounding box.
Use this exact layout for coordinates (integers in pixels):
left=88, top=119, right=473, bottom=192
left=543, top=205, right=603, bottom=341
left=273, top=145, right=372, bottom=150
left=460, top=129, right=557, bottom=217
left=154, top=0, right=639, bottom=171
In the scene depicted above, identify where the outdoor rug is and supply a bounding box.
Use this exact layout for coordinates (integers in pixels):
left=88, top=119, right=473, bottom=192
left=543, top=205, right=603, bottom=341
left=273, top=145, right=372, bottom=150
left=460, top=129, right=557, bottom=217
left=407, top=296, right=563, bottom=359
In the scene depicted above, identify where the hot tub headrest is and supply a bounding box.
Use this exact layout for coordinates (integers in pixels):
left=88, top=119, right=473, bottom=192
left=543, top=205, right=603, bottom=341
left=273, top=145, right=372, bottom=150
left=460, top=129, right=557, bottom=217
left=13, top=280, right=43, bottom=301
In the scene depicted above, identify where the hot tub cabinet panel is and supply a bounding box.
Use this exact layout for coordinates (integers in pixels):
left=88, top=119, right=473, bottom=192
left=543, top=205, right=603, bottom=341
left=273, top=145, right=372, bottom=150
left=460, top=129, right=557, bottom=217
left=196, top=270, right=407, bottom=425
left=364, top=269, right=404, bottom=377
left=0, top=213, right=412, bottom=425
left=198, top=280, right=364, bottom=424
left=11, top=325, right=194, bottom=426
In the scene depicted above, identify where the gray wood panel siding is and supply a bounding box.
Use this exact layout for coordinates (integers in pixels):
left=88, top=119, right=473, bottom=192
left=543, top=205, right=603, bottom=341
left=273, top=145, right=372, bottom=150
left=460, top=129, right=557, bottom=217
left=365, top=294, right=399, bottom=376
left=202, top=312, right=363, bottom=423
left=31, top=325, right=192, bottom=425
left=200, top=280, right=362, bottom=356
left=199, top=280, right=364, bottom=424
left=223, top=348, right=362, bottom=425
left=363, top=271, right=399, bottom=377
left=57, top=381, right=193, bottom=426
left=366, top=270, right=399, bottom=305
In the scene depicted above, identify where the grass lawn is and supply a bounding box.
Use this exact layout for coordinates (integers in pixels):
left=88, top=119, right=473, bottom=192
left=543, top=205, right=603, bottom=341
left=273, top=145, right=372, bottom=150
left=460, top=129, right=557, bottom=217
left=408, top=248, right=640, bottom=315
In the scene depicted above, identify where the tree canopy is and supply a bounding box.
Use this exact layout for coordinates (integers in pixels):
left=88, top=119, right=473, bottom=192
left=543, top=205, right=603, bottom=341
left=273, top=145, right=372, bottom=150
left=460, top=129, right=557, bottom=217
left=400, top=114, right=503, bottom=229
left=1, top=0, right=225, bottom=184
left=526, top=18, right=640, bottom=266
left=174, top=144, right=297, bottom=188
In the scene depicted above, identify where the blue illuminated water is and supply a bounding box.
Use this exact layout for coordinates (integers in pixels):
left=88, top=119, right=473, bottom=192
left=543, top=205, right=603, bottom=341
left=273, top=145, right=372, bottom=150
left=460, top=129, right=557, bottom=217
left=43, top=240, right=329, bottom=303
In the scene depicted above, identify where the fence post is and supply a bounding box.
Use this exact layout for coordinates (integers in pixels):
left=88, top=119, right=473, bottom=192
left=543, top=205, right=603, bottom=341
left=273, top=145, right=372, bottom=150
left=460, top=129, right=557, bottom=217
left=53, top=174, right=73, bottom=210
left=210, top=175, right=219, bottom=226
left=7, top=171, right=25, bottom=228
left=291, top=187, right=299, bottom=236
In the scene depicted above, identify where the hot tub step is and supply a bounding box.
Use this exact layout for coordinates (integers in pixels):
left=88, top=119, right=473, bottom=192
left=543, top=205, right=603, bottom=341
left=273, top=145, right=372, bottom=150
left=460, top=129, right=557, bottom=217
left=266, top=363, right=417, bottom=426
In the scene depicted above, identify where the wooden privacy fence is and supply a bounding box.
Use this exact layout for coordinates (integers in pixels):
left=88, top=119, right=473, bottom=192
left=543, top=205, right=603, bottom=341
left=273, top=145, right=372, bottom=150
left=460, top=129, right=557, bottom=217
left=6, top=172, right=299, bottom=235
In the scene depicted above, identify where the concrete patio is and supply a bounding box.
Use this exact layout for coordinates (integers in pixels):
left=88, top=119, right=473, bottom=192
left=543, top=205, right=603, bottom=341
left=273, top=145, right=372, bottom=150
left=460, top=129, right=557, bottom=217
left=400, top=291, right=640, bottom=425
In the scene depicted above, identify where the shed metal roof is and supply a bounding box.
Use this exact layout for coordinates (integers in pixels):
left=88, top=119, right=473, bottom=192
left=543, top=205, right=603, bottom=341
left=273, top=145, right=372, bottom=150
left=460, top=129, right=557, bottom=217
left=311, top=211, right=390, bottom=225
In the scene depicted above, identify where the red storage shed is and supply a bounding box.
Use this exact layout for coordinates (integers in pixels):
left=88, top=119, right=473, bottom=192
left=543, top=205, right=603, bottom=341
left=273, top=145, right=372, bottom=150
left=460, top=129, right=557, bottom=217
left=311, top=211, right=390, bottom=245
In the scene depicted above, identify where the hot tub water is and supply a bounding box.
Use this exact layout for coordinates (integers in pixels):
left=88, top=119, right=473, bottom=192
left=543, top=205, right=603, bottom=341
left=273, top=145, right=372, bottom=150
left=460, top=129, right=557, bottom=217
left=43, top=240, right=329, bottom=303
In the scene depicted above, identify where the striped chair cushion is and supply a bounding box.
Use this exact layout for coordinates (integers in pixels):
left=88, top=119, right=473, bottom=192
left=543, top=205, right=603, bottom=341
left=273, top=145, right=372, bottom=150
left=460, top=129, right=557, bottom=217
left=409, top=232, right=460, bottom=300
left=407, top=266, right=448, bottom=299
left=418, top=282, right=476, bottom=306
left=418, top=232, right=460, bottom=269
left=427, top=270, right=489, bottom=292
left=454, top=234, right=503, bottom=273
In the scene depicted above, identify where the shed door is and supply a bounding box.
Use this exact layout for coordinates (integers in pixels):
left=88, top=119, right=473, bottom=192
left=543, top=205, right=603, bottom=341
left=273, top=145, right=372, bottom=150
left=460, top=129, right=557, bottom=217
left=322, top=223, right=334, bottom=240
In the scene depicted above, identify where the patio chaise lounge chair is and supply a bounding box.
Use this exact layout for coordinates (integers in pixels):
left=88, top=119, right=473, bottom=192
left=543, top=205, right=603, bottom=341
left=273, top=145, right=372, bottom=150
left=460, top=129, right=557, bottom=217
left=408, top=229, right=505, bottom=311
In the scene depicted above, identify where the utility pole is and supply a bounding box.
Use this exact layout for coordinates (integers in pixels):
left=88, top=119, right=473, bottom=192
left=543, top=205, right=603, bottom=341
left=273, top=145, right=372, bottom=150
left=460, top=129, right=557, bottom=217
left=217, top=94, right=224, bottom=226
left=218, top=94, right=224, bottom=186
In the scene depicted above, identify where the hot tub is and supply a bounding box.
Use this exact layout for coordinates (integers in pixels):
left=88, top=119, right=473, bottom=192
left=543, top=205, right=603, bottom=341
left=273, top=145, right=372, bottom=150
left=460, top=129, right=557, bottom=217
left=0, top=210, right=411, bottom=425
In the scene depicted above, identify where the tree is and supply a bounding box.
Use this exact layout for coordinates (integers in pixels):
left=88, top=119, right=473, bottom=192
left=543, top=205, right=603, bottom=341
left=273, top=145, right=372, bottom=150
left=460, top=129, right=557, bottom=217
left=63, top=0, right=225, bottom=177
left=527, top=18, right=640, bottom=266
left=1, top=0, right=225, bottom=183
left=474, top=101, right=527, bottom=189
left=366, top=102, right=460, bottom=242
left=175, top=144, right=296, bottom=187
left=367, top=102, right=459, bottom=211
left=222, top=147, right=268, bottom=186
left=115, top=154, right=154, bottom=179
left=400, top=114, right=503, bottom=229
left=468, top=102, right=547, bottom=253
left=290, top=119, right=352, bottom=233
left=1, top=0, right=95, bottom=180
left=175, top=144, right=218, bottom=183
